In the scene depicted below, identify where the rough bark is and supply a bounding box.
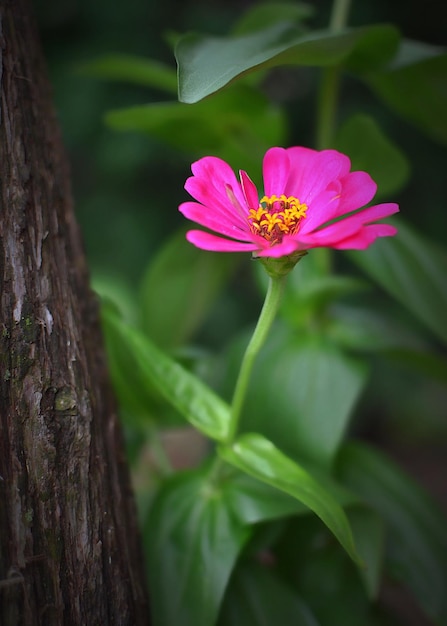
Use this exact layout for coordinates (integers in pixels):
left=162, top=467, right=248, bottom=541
left=0, top=0, right=149, bottom=623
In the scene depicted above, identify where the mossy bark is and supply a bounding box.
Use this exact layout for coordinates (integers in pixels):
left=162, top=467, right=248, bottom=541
left=0, top=0, right=149, bottom=623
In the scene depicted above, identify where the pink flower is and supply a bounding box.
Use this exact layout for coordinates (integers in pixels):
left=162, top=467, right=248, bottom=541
left=179, top=147, right=399, bottom=257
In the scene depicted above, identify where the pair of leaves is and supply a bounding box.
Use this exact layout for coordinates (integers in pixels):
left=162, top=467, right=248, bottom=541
left=104, top=308, right=364, bottom=624
left=146, top=437, right=360, bottom=626
left=149, top=437, right=433, bottom=626
left=219, top=433, right=359, bottom=565
left=105, top=305, right=360, bottom=540
left=145, top=466, right=319, bottom=626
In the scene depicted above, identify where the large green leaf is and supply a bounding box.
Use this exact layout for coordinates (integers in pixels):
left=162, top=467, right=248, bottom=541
left=224, top=472, right=309, bottom=523
left=223, top=469, right=357, bottom=526
left=218, top=560, right=320, bottom=626
left=336, top=442, right=447, bottom=624
left=79, top=53, right=178, bottom=93
left=335, top=114, right=410, bottom=197
left=106, top=84, right=286, bottom=173
left=146, top=469, right=250, bottom=626
left=348, top=219, right=447, bottom=345
left=366, top=40, right=447, bottom=144
left=140, top=228, right=239, bottom=350
left=219, top=433, right=361, bottom=564
left=101, top=300, right=167, bottom=426
left=274, top=515, right=387, bottom=626
left=103, top=307, right=231, bottom=440
left=224, top=324, right=368, bottom=467
left=176, top=23, right=399, bottom=103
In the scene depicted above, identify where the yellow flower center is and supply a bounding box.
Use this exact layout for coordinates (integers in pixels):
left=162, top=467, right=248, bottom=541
left=248, top=195, right=307, bottom=245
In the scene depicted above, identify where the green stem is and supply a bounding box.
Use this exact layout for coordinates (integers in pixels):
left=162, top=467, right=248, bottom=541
left=329, top=0, right=352, bottom=32
left=225, top=274, right=286, bottom=444
left=315, top=0, right=352, bottom=150
left=149, top=426, right=173, bottom=477
left=316, top=65, right=340, bottom=150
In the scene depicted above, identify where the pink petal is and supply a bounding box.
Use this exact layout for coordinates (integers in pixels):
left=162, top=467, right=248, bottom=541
left=332, top=224, right=398, bottom=250
left=240, top=170, right=259, bottom=210
left=299, top=189, right=341, bottom=234
left=186, top=156, right=248, bottom=227
left=185, top=177, right=247, bottom=229
left=186, top=230, right=259, bottom=253
left=335, top=171, right=377, bottom=217
left=262, top=148, right=291, bottom=197
left=299, top=203, right=399, bottom=247
left=285, top=148, right=351, bottom=204
left=344, top=202, right=400, bottom=225
left=255, top=234, right=301, bottom=258
left=191, top=156, right=246, bottom=209
left=179, top=201, right=252, bottom=240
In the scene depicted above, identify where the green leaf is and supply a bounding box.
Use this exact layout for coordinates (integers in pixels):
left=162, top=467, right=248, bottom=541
left=226, top=325, right=368, bottom=467
left=219, top=433, right=361, bottom=564
left=101, top=301, right=166, bottom=426
left=336, top=442, right=447, bottom=624
left=140, top=228, right=239, bottom=350
left=349, top=219, right=447, bottom=345
left=274, top=516, right=384, bottom=626
left=106, top=84, right=286, bottom=172
left=328, top=304, right=429, bottom=353
left=387, top=39, right=445, bottom=68
left=93, top=274, right=139, bottom=324
left=146, top=469, right=250, bottom=626
left=218, top=560, right=320, bottom=626
left=224, top=469, right=357, bottom=526
left=79, top=53, right=178, bottom=93
left=224, top=472, right=309, bottom=524
left=335, top=114, right=410, bottom=197
left=283, top=275, right=368, bottom=327
left=366, top=41, right=447, bottom=144
left=347, top=507, right=384, bottom=600
left=328, top=305, right=447, bottom=382
left=103, top=307, right=231, bottom=440
left=176, top=23, right=399, bottom=103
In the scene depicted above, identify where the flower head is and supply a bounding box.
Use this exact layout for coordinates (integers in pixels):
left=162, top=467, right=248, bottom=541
left=179, top=147, right=399, bottom=260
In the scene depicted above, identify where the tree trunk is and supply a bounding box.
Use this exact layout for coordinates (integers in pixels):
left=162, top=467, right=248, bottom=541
left=0, top=0, right=150, bottom=623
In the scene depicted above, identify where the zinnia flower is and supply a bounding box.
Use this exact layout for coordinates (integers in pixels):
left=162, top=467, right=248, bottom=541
left=179, top=147, right=399, bottom=258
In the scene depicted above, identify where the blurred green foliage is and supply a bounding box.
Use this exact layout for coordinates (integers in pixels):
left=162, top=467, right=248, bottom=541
left=37, top=1, right=447, bottom=624
left=38, top=0, right=447, bottom=285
